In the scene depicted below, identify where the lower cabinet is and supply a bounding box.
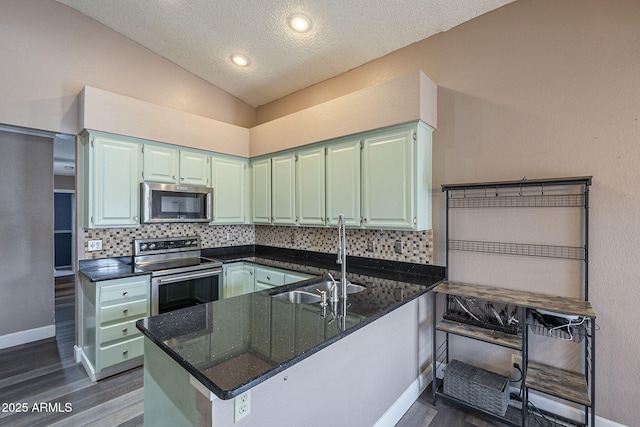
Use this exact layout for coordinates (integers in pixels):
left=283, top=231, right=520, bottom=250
left=223, top=262, right=315, bottom=297
left=80, top=275, right=150, bottom=381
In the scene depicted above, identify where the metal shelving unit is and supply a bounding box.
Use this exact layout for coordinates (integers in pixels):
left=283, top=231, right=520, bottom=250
left=432, top=177, right=595, bottom=427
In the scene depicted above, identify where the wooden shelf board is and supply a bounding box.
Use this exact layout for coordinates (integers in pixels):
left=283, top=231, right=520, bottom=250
left=526, top=361, right=591, bottom=406
left=436, top=319, right=522, bottom=350
left=434, top=281, right=596, bottom=318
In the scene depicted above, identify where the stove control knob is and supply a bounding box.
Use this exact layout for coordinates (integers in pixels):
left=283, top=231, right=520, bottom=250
left=149, top=243, right=156, bottom=250
left=140, top=243, right=148, bottom=251
left=184, top=240, right=191, bottom=246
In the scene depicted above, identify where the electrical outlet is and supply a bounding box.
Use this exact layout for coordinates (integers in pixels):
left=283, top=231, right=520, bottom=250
left=367, top=239, right=374, bottom=252
left=234, top=390, right=251, bottom=422
left=226, top=233, right=233, bottom=241
left=394, top=240, right=403, bottom=254
left=87, top=240, right=102, bottom=252
left=511, top=354, right=522, bottom=369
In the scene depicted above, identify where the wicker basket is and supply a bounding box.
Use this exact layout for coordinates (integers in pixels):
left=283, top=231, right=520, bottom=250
left=443, top=360, right=509, bottom=416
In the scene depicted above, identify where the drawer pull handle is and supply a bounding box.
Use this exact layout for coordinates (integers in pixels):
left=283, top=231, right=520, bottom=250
left=123, top=349, right=128, bottom=356
left=267, top=275, right=271, bottom=280
left=123, top=291, right=128, bottom=296
left=122, top=328, right=128, bottom=334
left=123, top=309, right=128, bottom=314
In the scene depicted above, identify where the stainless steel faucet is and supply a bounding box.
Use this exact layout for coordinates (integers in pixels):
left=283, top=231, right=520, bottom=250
left=336, top=214, right=348, bottom=300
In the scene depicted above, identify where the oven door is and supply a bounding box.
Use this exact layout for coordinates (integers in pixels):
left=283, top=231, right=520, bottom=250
left=151, top=268, right=221, bottom=315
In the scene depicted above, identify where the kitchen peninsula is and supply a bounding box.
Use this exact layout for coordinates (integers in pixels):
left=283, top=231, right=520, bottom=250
left=136, top=246, right=444, bottom=427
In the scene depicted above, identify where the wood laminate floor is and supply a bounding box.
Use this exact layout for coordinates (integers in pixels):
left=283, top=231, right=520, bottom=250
left=0, top=276, right=513, bottom=427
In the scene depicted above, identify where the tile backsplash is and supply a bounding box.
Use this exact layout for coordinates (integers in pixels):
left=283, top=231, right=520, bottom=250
left=83, top=224, right=433, bottom=264
left=82, top=224, right=255, bottom=259
left=255, top=226, right=433, bottom=264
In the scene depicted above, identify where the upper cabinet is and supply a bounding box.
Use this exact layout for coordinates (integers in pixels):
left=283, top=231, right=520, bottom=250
left=81, top=131, right=142, bottom=228
left=361, top=123, right=432, bottom=230
left=251, top=157, right=272, bottom=224
left=271, top=153, right=297, bottom=225
left=142, top=144, right=210, bottom=187
left=249, top=121, right=433, bottom=231
left=179, top=150, right=210, bottom=186
left=296, top=147, right=326, bottom=226
left=211, top=155, right=249, bottom=224
left=326, top=138, right=361, bottom=227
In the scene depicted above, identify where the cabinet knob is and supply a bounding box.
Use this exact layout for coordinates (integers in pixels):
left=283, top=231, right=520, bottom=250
left=267, top=275, right=271, bottom=281
left=122, top=291, right=128, bottom=296
left=123, top=308, right=128, bottom=314
left=122, top=349, right=128, bottom=356
left=122, top=328, right=128, bottom=334
left=133, top=216, right=139, bottom=221
left=172, top=175, right=176, bottom=180
left=181, top=176, right=185, bottom=180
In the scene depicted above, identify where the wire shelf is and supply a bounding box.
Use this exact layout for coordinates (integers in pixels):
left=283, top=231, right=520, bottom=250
left=448, top=194, right=585, bottom=209
left=448, top=240, right=585, bottom=260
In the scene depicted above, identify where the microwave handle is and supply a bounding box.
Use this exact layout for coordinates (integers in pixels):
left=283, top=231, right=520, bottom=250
left=157, top=269, right=222, bottom=284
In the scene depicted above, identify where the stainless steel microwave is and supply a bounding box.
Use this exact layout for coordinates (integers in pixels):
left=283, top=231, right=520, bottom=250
left=141, top=182, right=212, bottom=223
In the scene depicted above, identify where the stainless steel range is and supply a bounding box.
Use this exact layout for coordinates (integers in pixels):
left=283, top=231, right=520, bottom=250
left=133, top=236, right=222, bottom=315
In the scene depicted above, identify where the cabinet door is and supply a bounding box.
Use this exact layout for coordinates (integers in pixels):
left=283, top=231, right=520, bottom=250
left=251, top=158, right=272, bottom=224
left=87, top=135, right=141, bottom=227
left=211, top=155, right=248, bottom=224
left=296, top=147, right=326, bottom=226
left=143, top=144, right=179, bottom=183
left=326, top=139, right=361, bottom=227
left=179, top=150, right=210, bottom=186
left=362, top=126, right=415, bottom=229
left=223, top=263, right=246, bottom=299
left=272, top=153, right=296, bottom=225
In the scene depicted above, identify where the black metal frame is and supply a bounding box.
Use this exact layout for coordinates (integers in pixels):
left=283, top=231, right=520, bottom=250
left=434, top=176, right=594, bottom=427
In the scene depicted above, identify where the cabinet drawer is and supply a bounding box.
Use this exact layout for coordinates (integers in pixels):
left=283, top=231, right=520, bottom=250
left=99, top=336, right=143, bottom=370
left=99, top=318, right=142, bottom=344
left=255, top=269, right=285, bottom=287
left=99, top=299, right=148, bottom=325
left=100, top=281, right=148, bottom=304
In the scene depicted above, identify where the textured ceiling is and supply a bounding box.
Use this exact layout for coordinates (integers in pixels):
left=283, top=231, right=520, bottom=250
left=54, top=0, right=515, bottom=107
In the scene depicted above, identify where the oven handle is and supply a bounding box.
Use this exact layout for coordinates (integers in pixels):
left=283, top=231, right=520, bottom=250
left=156, top=269, right=222, bottom=285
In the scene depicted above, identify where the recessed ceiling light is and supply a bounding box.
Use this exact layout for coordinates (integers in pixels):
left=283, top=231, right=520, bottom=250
left=231, top=54, right=249, bottom=67
left=289, top=14, right=311, bottom=33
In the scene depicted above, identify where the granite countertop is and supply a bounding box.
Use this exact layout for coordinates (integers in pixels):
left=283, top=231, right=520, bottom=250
left=78, top=256, right=147, bottom=281
left=135, top=245, right=445, bottom=400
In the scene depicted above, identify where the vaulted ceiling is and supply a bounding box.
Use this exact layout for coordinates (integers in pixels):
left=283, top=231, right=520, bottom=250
left=54, top=0, right=515, bottom=107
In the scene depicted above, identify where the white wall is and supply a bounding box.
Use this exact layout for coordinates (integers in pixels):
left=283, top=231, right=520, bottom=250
left=0, top=130, right=55, bottom=347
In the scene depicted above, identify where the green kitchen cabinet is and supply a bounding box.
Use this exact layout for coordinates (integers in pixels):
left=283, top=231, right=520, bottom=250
left=361, top=122, right=433, bottom=230
left=79, top=274, right=150, bottom=381
left=222, top=262, right=254, bottom=298
left=326, top=138, right=361, bottom=227
left=296, top=146, right=326, bottom=226
left=82, top=131, right=142, bottom=228
left=251, top=157, right=272, bottom=224
left=179, top=149, right=210, bottom=186
left=142, top=144, right=210, bottom=187
left=142, top=143, right=179, bottom=183
left=211, top=154, right=249, bottom=224
left=271, top=153, right=297, bottom=225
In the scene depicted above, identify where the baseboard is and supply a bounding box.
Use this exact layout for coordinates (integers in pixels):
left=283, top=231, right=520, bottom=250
left=373, top=365, right=433, bottom=427
left=0, top=324, right=55, bottom=350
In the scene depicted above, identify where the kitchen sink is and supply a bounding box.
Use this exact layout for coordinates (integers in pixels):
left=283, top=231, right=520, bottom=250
left=270, top=278, right=366, bottom=304
left=271, top=290, right=322, bottom=304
